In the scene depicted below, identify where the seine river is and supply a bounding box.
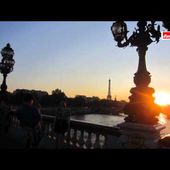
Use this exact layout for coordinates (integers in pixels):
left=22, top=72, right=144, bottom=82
left=71, top=114, right=125, bottom=127
left=71, top=114, right=170, bottom=136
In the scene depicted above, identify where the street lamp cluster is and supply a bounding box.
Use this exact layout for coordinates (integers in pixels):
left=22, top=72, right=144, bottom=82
left=111, top=21, right=170, bottom=125
left=0, top=43, right=15, bottom=100
left=111, top=21, right=161, bottom=48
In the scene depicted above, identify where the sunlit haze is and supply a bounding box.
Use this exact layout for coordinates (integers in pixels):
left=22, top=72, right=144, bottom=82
left=0, top=21, right=169, bottom=101
left=154, top=92, right=170, bottom=106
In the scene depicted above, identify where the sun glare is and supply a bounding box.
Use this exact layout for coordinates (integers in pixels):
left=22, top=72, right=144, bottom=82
left=154, top=92, right=170, bottom=106
left=158, top=113, right=167, bottom=125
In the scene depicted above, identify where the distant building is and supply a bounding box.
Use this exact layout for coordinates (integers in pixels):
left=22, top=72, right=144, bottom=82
left=75, top=95, right=99, bottom=104
left=107, top=79, right=112, bottom=100
left=86, top=96, right=100, bottom=103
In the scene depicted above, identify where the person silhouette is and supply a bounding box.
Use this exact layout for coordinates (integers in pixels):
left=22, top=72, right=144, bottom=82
left=54, top=99, right=70, bottom=149
left=16, top=93, right=41, bottom=148
left=32, top=98, right=44, bottom=142
left=32, top=98, right=42, bottom=129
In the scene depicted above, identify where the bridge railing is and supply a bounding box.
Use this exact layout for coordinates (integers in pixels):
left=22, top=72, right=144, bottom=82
left=9, top=113, right=122, bottom=149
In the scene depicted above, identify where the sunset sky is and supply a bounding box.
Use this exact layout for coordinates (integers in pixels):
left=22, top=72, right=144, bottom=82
left=0, top=21, right=169, bottom=101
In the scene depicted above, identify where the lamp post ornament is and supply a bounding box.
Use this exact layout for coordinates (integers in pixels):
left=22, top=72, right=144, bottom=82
left=0, top=43, right=15, bottom=100
left=111, top=21, right=168, bottom=125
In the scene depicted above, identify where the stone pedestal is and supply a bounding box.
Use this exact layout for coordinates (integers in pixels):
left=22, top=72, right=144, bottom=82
left=118, top=122, right=165, bottom=148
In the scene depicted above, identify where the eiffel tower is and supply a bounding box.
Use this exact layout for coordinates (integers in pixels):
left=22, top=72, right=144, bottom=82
left=107, top=79, right=112, bottom=100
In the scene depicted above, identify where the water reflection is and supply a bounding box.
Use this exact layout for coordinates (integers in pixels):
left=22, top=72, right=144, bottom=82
left=71, top=114, right=125, bottom=127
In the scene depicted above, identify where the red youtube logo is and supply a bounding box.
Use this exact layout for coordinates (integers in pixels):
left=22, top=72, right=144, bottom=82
left=162, top=31, right=170, bottom=40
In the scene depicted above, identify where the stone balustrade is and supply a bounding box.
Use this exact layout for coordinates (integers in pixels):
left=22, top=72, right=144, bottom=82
left=9, top=113, right=122, bottom=149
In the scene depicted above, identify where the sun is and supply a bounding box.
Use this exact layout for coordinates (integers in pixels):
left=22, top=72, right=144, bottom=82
left=154, top=92, right=170, bottom=106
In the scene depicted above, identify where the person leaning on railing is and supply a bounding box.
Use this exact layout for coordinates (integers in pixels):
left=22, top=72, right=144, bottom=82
left=16, top=93, right=42, bottom=148
left=54, top=99, right=70, bottom=149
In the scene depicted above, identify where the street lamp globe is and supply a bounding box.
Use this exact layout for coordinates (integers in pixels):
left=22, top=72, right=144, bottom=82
left=0, top=43, right=15, bottom=75
left=1, top=43, right=14, bottom=58
left=111, top=21, right=128, bottom=43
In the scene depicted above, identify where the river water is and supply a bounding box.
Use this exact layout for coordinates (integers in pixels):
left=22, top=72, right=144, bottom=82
left=71, top=114, right=170, bottom=136
left=71, top=114, right=125, bottom=127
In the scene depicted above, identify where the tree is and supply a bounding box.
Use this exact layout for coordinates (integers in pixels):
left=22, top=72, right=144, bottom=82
left=74, top=95, right=86, bottom=107
left=52, top=89, right=63, bottom=95
left=11, top=90, right=25, bottom=105
left=40, top=94, right=51, bottom=107
left=51, top=89, right=67, bottom=106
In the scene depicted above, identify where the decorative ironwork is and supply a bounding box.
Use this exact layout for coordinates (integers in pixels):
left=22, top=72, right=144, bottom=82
left=162, top=21, right=170, bottom=31
left=0, top=43, right=15, bottom=100
left=111, top=21, right=165, bottom=124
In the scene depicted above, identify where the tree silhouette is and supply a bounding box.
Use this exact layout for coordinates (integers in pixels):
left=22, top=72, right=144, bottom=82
left=51, top=89, right=67, bottom=106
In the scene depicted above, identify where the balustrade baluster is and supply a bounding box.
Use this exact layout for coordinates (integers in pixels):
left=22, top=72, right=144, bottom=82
left=72, top=129, right=78, bottom=148
left=65, top=130, right=71, bottom=146
left=78, top=129, right=85, bottom=148
left=69, top=129, right=74, bottom=146
left=85, top=131, right=92, bottom=149
left=103, top=135, right=108, bottom=148
left=99, top=134, right=106, bottom=148
left=94, top=132, right=101, bottom=149
left=91, top=132, right=96, bottom=149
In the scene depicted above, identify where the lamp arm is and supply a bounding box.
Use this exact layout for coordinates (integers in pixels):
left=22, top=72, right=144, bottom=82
left=117, top=36, right=131, bottom=48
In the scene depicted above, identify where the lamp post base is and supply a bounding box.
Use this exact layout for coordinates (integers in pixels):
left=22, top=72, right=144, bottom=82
left=118, top=122, right=165, bottom=148
left=124, top=86, right=161, bottom=125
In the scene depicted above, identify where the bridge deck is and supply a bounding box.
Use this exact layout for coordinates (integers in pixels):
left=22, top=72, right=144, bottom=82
left=0, top=127, right=57, bottom=149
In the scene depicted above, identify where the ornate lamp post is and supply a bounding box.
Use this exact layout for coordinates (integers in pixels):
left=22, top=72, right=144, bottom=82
left=0, top=43, right=15, bottom=100
left=110, top=21, right=170, bottom=148
left=111, top=21, right=162, bottom=125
